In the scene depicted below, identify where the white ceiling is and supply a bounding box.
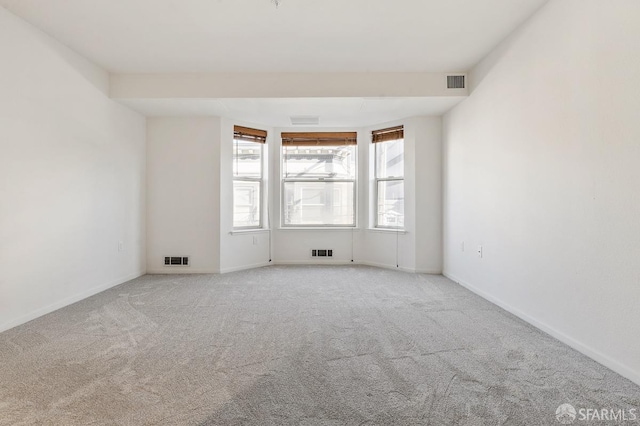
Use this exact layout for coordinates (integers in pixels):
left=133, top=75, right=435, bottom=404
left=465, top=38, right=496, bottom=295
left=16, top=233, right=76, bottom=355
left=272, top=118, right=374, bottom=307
left=119, top=97, right=467, bottom=127
left=0, top=0, right=548, bottom=73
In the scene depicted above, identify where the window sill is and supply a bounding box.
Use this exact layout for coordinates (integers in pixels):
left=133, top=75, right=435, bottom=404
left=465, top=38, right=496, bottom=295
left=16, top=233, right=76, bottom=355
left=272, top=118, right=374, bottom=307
left=229, top=228, right=270, bottom=235
left=366, top=228, right=407, bottom=234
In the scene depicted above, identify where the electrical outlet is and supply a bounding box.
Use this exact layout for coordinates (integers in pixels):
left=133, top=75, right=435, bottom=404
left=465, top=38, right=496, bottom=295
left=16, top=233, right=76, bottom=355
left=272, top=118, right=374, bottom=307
left=252, top=236, right=258, bottom=245
left=477, top=245, right=483, bottom=258
left=118, top=241, right=124, bottom=252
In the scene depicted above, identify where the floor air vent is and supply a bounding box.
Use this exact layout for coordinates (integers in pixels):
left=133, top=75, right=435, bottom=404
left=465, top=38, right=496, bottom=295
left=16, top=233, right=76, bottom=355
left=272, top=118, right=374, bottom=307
left=311, top=249, right=333, bottom=257
left=164, top=256, right=189, bottom=266
left=447, top=75, right=465, bottom=89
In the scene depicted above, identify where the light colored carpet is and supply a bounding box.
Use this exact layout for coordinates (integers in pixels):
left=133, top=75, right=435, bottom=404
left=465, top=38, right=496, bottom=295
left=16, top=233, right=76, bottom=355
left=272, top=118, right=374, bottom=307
left=0, top=265, right=638, bottom=425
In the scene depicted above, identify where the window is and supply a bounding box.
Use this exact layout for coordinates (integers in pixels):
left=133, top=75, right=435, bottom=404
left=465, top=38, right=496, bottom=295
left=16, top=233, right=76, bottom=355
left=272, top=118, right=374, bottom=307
left=373, top=126, right=404, bottom=229
left=282, top=132, right=357, bottom=227
left=233, top=126, right=266, bottom=229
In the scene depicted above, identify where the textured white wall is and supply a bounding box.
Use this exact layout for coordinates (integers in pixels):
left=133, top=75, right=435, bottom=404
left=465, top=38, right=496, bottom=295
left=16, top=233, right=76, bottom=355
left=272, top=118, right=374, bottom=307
left=0, top=7, right=146, bottom=331
left=413, top=117, right=443, bottom=273
left=146, top=117, right=221, bottom=273
left=443, top=0, right=640, bottom=385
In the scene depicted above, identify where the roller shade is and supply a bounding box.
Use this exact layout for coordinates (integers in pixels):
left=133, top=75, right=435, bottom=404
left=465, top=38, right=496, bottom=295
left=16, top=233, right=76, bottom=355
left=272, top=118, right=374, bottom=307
left=372, top=126, right=403, bottom=143
left=281, top=132, right=357, bottom=146
left=234, top=125, right=267, bottom=143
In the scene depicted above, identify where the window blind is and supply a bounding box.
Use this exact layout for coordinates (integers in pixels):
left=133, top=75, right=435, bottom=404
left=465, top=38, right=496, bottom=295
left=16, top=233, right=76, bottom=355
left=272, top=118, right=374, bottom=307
left=234, top=125, right=267, bottom=143
left=371, top=126, right=403, bottom=143
left=281, top=132, right=357, bottom=146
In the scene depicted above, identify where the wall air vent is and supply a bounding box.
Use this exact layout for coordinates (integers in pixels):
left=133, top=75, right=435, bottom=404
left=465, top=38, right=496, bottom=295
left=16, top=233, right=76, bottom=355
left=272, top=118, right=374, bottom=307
left=447, top=75, right=466, bottom=89
left=311, top=249, right=333, bottom=257
left=164, top=256, right=190, bottom=266
left=291, top=116, right=320, bottom=126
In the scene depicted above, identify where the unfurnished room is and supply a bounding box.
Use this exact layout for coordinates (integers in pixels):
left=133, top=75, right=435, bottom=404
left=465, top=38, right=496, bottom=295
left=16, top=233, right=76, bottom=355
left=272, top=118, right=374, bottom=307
left=0, top=0, right=639, bottom=425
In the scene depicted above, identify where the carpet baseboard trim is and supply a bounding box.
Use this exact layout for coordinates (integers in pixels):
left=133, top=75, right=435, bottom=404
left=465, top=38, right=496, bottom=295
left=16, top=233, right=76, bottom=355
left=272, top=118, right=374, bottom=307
left=146, top=268, right=220, bottom=274
left=443, top=271, right=640, bottom=387
left=273, top=260, right=355, bottom=266
left=358, top=261, right=415, bottom=273
left=415, top=268, right=443, bottom=274
left=272, top=260, right=416, bottom=273
left=0, top=269, right=146, bottom=334
left=220, top=262, right=271, bottom=274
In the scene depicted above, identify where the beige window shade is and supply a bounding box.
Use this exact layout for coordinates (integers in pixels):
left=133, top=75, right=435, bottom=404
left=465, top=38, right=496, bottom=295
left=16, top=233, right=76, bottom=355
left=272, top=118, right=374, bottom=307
left=281, top=132, right=357, bottom=146
left=372, top=126, right=404, bottom=143
left=234, top=125, right=267, bottom=143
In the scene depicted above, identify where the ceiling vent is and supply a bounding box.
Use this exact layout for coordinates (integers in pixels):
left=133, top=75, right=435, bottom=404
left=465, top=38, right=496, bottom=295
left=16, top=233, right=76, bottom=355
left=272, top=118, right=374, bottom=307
left=447, top=75, right=466, bottom=89
left=290, top=116, right=320, bottom=126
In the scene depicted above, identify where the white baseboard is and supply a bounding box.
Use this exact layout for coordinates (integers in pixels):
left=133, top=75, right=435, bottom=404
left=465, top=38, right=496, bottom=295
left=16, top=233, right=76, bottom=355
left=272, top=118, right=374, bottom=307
left=272, top=260, right=355, bottom=266
left=415, top=268, right=443, bottom=274
left=272, top=260, right=415, bottom=274
left=358, top=261, right=415, bottom=273
left=0, top=270, right=145, bottom=334
left=146, top=268, right=219, bottom=274
left=220, top=261, right=272, bottom=274
left=443, top=271, right=640, bottom=387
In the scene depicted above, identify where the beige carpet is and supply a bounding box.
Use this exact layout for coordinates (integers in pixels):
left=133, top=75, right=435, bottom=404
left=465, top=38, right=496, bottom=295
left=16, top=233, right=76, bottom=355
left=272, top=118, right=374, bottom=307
left=0, top=265, right=638, bottom=425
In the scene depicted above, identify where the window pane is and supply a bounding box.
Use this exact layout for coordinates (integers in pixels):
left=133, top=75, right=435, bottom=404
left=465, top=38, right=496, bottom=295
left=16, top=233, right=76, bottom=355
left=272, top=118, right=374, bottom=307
left=283, top=145, right=355, bottom=179
left=233, top=180, right=261, bottom=227
left=376, top=139, right=404, bottom=178
left=283, top=181, right=354, bottom=226
left=233, top=140, right=262, bottom=178
left=377, top=180, right=404, bottom=228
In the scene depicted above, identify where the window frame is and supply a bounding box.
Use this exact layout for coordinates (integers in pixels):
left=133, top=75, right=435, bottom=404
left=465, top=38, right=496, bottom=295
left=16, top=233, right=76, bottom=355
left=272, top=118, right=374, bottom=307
left=233, top=132, right=265, bottom=230
left=373, top=130, right=404, bottom=230
left=281, top=137, right=357, bottom=228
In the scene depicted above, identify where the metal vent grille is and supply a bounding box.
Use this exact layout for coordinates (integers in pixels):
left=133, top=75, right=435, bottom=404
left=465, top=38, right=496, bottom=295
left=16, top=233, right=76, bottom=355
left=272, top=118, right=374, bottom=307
left=447, top=75, right=465, bottom=89
left=164, top=256, right=190, bottom=266
left=311, top=249, right=333, bottom=257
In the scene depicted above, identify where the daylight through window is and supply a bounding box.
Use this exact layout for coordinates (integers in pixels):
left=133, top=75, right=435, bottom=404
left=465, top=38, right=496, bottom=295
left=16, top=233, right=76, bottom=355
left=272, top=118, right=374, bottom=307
left=282, top=132, right=357, bottom=227
left=233, top=126, right=266, bottom=229
left=373, top=126, right=404, bottom=229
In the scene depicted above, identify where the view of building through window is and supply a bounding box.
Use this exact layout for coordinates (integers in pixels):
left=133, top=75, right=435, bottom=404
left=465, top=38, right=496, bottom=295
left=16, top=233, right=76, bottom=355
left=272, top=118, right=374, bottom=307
left=282, top=145, right=356, bottom=226
left=375, top=137, right=404, bottom=228
left=233, top=139, right=263, bottom=228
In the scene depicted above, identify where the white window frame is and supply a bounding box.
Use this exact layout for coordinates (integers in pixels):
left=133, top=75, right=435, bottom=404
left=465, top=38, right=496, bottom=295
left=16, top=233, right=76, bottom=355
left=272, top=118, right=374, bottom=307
left=374, top=138, right=404, bottom=230
left=281, top=145, right=357, bottom=228
left=233, top=139, right=264, bottom=230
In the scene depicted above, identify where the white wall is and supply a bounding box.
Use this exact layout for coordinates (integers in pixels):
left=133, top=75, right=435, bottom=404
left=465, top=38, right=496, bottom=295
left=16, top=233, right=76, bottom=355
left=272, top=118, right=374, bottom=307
left=443, top=0, right=640, bottom=385
left=146, top=117, right=221, bottom=273
left=0, top=7, right=146, bottom=332
left=413, top=117, right=442, bottom=273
